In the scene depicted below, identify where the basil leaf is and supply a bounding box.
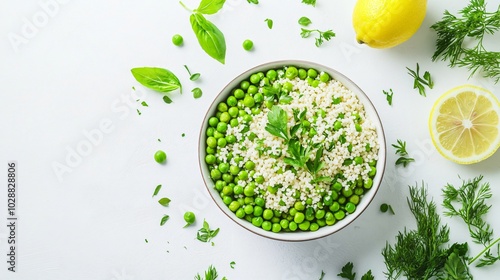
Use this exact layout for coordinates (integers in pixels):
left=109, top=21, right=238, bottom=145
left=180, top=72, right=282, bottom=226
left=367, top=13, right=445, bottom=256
left=163, top=95, right=173, bottom=104
left=158, top=197, right=171, bottom=206
left=160, top=215, right=170, bottom=226
left=131, top=67, right=182, bottom=93
left=152, top=184, right=162, bottom=197
left=190, top=13, right=226, bottom=64
left=192, top=87, right=203, bottom=99
left=196, top=0, right=226, bottom=15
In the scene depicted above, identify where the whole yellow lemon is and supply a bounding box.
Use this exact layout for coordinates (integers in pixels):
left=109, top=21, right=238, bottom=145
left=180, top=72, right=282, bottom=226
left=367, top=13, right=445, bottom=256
left=353, top=0, right=427, bottom=49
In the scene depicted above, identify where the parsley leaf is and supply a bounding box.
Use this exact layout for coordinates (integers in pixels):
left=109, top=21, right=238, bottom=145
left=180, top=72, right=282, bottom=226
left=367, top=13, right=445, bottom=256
left=300, top=28, right=335, bottom=47
left=298, top=16, right=312, bottom=26
left=338, top=262, right=355, bottom=280
left=265, top=105, right=289, bottom=141
left=383, top=89, right=394, bottom=105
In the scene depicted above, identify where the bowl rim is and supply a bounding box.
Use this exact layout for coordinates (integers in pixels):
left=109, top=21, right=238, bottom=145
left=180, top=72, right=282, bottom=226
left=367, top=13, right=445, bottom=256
left=198, top=60, right=387, bottom=242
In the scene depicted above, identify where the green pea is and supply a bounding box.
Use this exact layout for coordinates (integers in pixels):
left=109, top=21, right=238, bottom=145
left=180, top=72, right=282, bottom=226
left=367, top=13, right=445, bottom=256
left=253, top=93, right=264, bottom=104
left=311, top=80, right=320, bottom=87
left=331, top=190, right=339, bottom=200
left=298, top=68, right=307, bottom=79
left=226, top=135, right=236, bottom=144
left=255, top=176, right=265, bottom=184
left=305, top=207, right=315, bottom=221
left=243, top=114, right=253, bottom=123
left=252, top=217, right=263, bottom=227
left=227, top=95, right=237, bottom=106
left=243, top=39, right=254, bottom=51
left=369, top=166, right=377, bottom=177
left=233, top=185, right=244, bottom=195
left=261, top=221, right=272, bottom=231
left=285, top=66, right=298, bottom=79
left=208, top=117, right=219, bottom=127
left=238, top=170, right=248, bottom=180
left=171, top=34, right=183, bottom=46
left=154, top=150, right=167, bottom=164
left=229, top=165, right=240, bottom=175
left=319, top=72, right=330, bottom=82
left=228, top=107, right=239, bottom=117
left=253, top=205, right=263, bottom=216
left=248, top=85, right=258, bottom=94
left=205, top=154, right=216, bottom=165
left=307, top=68, right=318, bottom=78
left=354, top=187, right=364, bottom=196
left=215, top=180, right=225, bottom=191
left=243, top=95, right=255, bottom=107
left=271, top=217, right=280, bottom=224
left=213, top=131, right=224, bottom=139
left=244, top=161, right=255, bottom=171
left=289, top=208, right=297, bottom=217
left=263, top=209, right=274, bottom=220
left=250, top=73, right=261, bottom=85
left=323, top=195, right=333, bottom=206
left=216, top=122, right=228, bottom=133
left=218, top=102, right=228, bottom=112
left=218, top=162, right=229, bottom=173
left=306, top=198, right=313, bottom=205
left=220, top=112, right=230, bottom=123
left=244, top=185, right=255, bottom=197
left=364, top=178, right=373, bottom=189
left=280, top=219, right=289, bottom=229
left=291, top=202, right=303, bottom=212
left=294, top=212, right=305, bottom=223
left=338, top=196, right=346, bottom=205
left=349, top=195, right=360, bottom=205
left=309, top=223, right=319, bottom=231
left=222, top=195, right=232, bottom=205
left=289, top=221, right=298, bottom=231
left=255, top=197, right=265, bottom=207
left=325, top=212, right=334, bottom=221
left=345, top=202, right=356, bottom=214
left=240, top=80, right=250, bottom=90
left=334, top=210, right=345, bottom=220
left=222, top=174, right=233, bottom=183
left=217, top=138, right=227, bottom=148
left=333, top=182, right=343, bottom=192
left=183, top=211, right=195, bottom=226
left=210, top=169, right=221, bottom=180
left=244, top=196, right=254, bottom=205
left=234, top=208, right=244, bottom=218
left=283, top=81, right=294, bottom=92
left=315, top=209, right=326, bottom=219
left=206, top=127, right=214, bottom=137
left=333, top=120, right=342, bottom=131
left=317, top=219, right=326, bottom=227
left=272, top=223, right=282, bottom=233
left=299, top=221, right=310, bottom=231
left=229, top=119, right=238, bottom=128
left=244, top=205, right=254, bottom=215
left=234, top=89, right=245, bottom=99
left=329, top=202, right=340, bottom=212
left=266, top=70, right=277, bottom=80
left=222, top=185, right=233, bottom=196
left=251, top=107, right=261, bottom=115
left=229, top=201, right=240, bottom=212
left=342, top=188, right=353, bottom=198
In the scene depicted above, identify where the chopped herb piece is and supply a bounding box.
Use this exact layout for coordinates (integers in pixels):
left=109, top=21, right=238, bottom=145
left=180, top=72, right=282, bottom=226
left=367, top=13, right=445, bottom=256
left=383, top=89, right=394, bottom=105
left=141, top=101, right=149, bottom=107
left=195, top=265, right=219, bottom=280
left=406, top=63, right=433, bottom=97
left=137, top=109, right=141, bottom=115
left=163, top=95, right=173, bottom=104
left=192, top=87, right=203, bottom=99
left=338, top=262, right=355, bottom=280
left=184, top=65, right=201, bottom=81
left=158, top=197, right=171, bottom=206
left=298, top=16, right=312, bottom=26
left=247, top=0, right=258, bottom=4
left=319, top=270, right=325, bottom=280
left=265, top=18, right=273, bottom=29
left=230, top=261, right=236, bottom=268
left=197, top=219, right=220, bottom=243
left=380, top=203, right=395, bottom=215
left=160, top=215, right=170, bottom=226
left=302, top=0, right=316, bottom=7
left=153, top=184, right=162, bottom=197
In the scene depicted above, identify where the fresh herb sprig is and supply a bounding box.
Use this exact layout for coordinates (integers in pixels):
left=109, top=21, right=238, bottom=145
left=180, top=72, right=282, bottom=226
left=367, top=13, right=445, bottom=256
left=383, top=183, right=472, bottom=279
left=195, top=265, right=226, bottom=280
left=406, top=63, right=433, bottom=97
left=197, top=219, right=220, bottom=243
left=180, top=0, right=227, bottom=64
left=442, top=175, right=500, bottom=267
left=300, top=28, right=335, bottom=47
left=431, top=0, right=500, bottom=83
left=302, top=0, right=316, bottom=6
left=338, top=262, right=374, bottom=280
left=392, top=139, right=415, bottom=167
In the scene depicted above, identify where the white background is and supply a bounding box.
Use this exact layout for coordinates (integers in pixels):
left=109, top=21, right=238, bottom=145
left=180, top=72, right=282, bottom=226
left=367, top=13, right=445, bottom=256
left=1, top=0, right=500, bottom=279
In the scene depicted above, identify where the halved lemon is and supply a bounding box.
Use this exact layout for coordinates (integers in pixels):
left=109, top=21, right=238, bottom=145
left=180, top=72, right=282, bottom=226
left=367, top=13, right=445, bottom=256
left=429, top=84, right=500, bottom=164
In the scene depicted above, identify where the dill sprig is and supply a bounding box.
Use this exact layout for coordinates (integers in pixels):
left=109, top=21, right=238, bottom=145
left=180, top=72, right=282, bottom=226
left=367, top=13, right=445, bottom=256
left=431, top=0, right=500, bottom=83
left=442, top=175, right=500, bottom=267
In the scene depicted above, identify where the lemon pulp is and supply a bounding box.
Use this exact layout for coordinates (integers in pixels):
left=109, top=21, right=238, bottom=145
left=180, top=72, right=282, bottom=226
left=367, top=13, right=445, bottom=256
left=429, top=85, right=500, bottom=164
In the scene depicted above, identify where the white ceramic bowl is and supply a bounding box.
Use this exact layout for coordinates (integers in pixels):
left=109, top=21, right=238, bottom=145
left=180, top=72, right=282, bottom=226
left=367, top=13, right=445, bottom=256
left=198, top=60, right=386, bottom=241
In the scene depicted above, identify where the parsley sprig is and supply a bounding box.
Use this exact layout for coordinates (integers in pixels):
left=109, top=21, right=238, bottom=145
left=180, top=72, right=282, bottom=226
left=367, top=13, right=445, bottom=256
left=431, top=0, right=500, bottom=83
left=392, top=139, right=415, bottom=167
left=338, top=262, right=374, bottom=280
left=382, top=89, right=394, bottom=106
left=443, top=175, right=500, bottom=267
left=300, top=28, right=335, bottom=47
left=406, top=63, right=434, bottom=97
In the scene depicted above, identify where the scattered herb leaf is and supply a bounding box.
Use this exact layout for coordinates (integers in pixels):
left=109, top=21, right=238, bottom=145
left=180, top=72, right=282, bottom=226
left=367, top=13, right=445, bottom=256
left=163, top=95, right=173, bottom=104
left=298, top=16, right=312, bottom=26
left=319, top=270, right=325, bottom=280
left=184, top=65, right=201, bottom=81
left=383, top=89, right=394, bottom=106
left=141, top=101, right=149, bottom=107
left=392, top=139, right=415, bottom=167
left=158, top=197, right=171, bottom=207
left=195, top=265, right=219, bottom=280
left=230, top=261, right=236, bottom=268
left=247, top=0, right=259, bottom=4
left=302, top=0, right=316, bottom=7
left=137, top=109, right=141, bottom=115
left=265, top=105, right=289, bottom=141
left=153, top=184, right=162, bottom=197
left=406, top=63, right=433, bottom=97
left=265, top=18, right=273, bottom=29
left=131, top=67, right=182, bottom=93
left=338, top=262, right=355, bottom=280
left=380, top=203, right=395, bottom=215
left=160, top=215, right=170, bottom=226
left=195, top=0, right=226, bottom=15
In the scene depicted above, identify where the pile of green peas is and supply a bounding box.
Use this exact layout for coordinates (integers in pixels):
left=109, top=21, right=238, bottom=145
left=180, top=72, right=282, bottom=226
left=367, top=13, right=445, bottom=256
left=204, top=65, right=378, bottom=233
